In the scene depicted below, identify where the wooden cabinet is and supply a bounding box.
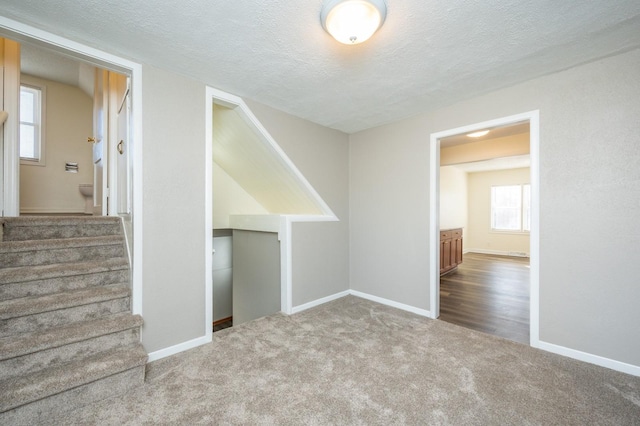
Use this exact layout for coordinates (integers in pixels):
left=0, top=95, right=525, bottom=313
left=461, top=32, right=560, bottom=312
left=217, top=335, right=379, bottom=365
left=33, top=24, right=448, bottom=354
left=440, top=228, right=463, bottom=275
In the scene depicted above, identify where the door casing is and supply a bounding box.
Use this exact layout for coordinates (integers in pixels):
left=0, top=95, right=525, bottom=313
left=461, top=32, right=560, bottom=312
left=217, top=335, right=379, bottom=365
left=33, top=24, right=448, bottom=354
left=428, top=110, right=540, bottom=347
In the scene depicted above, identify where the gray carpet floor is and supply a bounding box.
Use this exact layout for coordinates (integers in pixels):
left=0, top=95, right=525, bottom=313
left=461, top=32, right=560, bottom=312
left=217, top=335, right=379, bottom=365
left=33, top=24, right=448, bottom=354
left=53, top=296, right=639, bottom=425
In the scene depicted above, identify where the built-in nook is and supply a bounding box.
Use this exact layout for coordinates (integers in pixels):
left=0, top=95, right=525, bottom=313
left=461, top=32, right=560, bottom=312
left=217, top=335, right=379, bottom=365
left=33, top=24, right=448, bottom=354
left=210, top=95, right=336, bottom=333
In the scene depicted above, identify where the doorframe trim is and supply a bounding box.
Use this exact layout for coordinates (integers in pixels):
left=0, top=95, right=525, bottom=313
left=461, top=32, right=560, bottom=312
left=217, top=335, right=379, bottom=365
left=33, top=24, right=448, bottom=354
left=0, top=16, right=145, bottom=317
left=428, top=110, right=540, bottom=346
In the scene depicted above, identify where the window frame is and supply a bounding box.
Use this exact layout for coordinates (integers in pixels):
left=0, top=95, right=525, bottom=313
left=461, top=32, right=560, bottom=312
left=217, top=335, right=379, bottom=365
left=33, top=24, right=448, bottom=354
left=19, top=78, right=46, bottom=166
left=490, top=183, right=531, bottom=234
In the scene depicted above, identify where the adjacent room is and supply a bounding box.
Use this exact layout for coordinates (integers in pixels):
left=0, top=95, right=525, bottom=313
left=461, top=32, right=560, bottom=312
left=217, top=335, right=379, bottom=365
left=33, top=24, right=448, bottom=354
left=438, top=123, right=531, bottom=344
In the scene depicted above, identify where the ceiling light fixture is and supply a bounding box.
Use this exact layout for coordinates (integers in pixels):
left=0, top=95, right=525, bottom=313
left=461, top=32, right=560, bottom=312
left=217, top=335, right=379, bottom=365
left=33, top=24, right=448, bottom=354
left=467, top=130, right=490, bottom=138
left=321, top=0, right=387, bottom=45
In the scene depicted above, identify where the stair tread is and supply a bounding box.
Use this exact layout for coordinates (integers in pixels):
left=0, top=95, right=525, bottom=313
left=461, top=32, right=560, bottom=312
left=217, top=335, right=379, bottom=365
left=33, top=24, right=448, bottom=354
left=0, top=343, right=147, bottom=412
left=0, top=258, right=129, bottom=285
left=0, top=285, right=130, bottom=320
left=1, top=216, right=121, bottom=227
left=0, top=235, right=124, bottom=254
left=0, top=312, right=143, bottom=361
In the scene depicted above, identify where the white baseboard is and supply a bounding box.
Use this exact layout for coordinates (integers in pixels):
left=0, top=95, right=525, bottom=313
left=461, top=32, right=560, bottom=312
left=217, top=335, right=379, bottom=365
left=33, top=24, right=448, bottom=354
left=533, top=339, right=640, bottom=377
left=349, top=290, right=431, bottom=318
left=147, top=334, right=211, bottom=363
left=465, top=248, right=530, bottom=257
left=291, top=290, right=350, bottom=314
left=291, top=289, right=432, bottom=318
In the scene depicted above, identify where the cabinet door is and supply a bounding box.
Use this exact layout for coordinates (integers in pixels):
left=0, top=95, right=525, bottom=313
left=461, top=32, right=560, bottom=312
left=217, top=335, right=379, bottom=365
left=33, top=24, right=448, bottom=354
left=441, top=239, right=451, bottom=273
left=454, top=237, right=463, bottom=265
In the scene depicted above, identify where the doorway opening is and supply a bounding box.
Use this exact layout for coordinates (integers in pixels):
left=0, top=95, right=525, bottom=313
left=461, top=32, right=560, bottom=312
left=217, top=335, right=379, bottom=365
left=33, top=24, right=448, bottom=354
left=429, top=111, right=540, bottom=346
left=0, top=19, right=143, bottom=315
left=16, top=41, right=130, bottom=218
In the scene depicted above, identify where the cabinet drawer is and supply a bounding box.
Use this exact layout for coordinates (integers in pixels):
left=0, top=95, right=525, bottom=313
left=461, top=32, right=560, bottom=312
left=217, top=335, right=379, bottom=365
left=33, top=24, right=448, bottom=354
left=440, top=231, right=451, bottom=239
left=451, top=229, right=462, bottom=239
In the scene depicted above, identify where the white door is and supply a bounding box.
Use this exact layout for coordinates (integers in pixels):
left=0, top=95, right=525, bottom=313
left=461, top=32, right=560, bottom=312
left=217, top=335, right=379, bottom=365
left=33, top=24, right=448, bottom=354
left=92, top=69, right=108, bottom=215
left=0, top=65, right=4, bottom=216
left=116, top=77, right=131, bottom=215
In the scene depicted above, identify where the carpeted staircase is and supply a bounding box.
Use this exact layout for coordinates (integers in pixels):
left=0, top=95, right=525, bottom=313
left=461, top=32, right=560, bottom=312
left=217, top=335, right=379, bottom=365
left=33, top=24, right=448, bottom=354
left=0, top=216, right=147, bottom=423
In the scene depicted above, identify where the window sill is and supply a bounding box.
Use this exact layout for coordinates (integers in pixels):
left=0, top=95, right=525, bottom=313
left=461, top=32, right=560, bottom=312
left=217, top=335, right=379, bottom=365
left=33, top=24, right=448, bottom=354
left=489, top=229, right=530, bottom=236
left=20, top=158, right=46, bottom=167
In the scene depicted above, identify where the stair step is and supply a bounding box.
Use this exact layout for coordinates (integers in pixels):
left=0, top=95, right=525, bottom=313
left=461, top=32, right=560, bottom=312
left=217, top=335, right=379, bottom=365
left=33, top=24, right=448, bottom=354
left=0, top=313, right=143, bottom=381
left=0, top=285, right=130, bottom=320
left=1, top=216, right=121, bottom=242
left=0, top=343, right=148, bottom=413
left=0, top=235, right=126, bottom=268
left=0, top=312, right=143, bottom=361
left=0, top=285, right=131, bottom=337
left=0, top=257, right=129, bottom=286
left=0, top=271, right=129, bottom=302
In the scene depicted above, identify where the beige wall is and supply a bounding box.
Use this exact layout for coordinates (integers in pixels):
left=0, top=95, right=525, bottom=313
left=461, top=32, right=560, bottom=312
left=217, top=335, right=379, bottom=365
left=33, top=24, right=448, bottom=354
left=138, top=68, right=350, bottom=352
left=439, top=165, right=467, bottom=231
left=19, top=75, right=93, bottom=214
left=232, top=230, right=281, bottom=325
left=141, top=64, right=207, bottom=353
left=466, top=167, right=530, bottom=255
left=212, top=161, right=267, bottom=229
left=350, top=48, right=640, bottom=367
left=244, top=99, right=350, bottom=307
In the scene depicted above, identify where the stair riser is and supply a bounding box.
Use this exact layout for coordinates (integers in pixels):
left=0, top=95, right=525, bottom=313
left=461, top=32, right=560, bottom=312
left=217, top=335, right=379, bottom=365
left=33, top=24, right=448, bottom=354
left=0, top=328, right=140, bottom=382
left=0, top=298, right=130, bottom=338
left=0, top=270, right=129, bottom=301
left=0, top=244, right=126, bottom=268
left=0, top=365, right=145, bottom=423
left=0, top=261, right=129, bottom=286
left=2, top=224, right=121, bottom=242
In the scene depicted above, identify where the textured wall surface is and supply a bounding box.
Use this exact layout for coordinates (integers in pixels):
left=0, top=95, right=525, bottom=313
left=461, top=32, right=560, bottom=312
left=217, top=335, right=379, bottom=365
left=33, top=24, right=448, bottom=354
left=245, top=99, right=350, bottom=307
left=350, top=48, right=640, bottom=366
left=141, top=65, right=206, bottom=353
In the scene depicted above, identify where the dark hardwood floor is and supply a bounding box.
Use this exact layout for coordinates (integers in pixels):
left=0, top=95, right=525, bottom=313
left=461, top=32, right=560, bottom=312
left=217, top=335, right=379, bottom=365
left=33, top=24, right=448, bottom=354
left=439, top=252, right=530, bottom=344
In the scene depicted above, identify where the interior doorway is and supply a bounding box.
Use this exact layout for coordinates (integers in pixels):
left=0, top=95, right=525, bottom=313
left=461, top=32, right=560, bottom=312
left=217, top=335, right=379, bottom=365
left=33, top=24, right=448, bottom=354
left=0, top=18, right=143, bottom=315
left=429, top=111, right=540, bottom=346
left=15, top=40, right=130, bottom=217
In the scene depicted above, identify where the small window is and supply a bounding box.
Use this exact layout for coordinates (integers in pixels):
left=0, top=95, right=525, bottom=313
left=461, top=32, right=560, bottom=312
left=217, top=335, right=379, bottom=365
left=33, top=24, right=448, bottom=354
left=19, top=83, right=46, bottom=166
left=491, top=184, right=530, bottom=232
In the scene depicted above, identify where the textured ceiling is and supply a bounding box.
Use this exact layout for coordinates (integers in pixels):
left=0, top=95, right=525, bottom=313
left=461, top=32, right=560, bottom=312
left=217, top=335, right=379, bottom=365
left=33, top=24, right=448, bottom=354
left=2, top=1, right=640, bottom=133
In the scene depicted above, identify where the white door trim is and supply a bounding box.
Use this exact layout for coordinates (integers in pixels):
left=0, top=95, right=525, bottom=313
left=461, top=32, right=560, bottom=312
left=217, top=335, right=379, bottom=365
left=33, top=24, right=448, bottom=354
left=0, top=16, right=145, bottom=317
left=1, top=38, right=19, bottom=216
left=428, top=110, right=540, bottom=347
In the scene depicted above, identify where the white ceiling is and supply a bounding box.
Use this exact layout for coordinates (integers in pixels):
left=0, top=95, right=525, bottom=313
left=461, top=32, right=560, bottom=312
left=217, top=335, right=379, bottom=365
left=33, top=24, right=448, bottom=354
left=440, top=122, right=530, bottom=148
left=2, top=1, right=640, bottom=133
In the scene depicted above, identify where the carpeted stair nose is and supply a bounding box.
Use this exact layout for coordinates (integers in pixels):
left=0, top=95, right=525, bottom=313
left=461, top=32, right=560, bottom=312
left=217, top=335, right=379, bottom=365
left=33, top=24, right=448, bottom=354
left=0, top=216, right=147, bottom=423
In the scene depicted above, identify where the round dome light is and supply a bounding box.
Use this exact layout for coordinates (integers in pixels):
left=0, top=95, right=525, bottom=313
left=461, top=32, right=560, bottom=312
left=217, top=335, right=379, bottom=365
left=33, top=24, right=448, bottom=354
left=321, top=0, right=387, bottom=45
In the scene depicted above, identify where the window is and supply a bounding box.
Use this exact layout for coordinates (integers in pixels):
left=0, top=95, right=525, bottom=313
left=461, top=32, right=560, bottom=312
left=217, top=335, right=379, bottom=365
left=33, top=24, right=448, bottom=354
left=19, top=83, right=46, bottom=165
left=491, top=184, right=530, bottom=232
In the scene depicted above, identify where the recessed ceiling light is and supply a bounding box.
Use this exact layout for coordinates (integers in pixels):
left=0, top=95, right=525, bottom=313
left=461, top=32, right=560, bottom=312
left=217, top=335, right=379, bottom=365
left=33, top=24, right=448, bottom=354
left=321, top=0, right=387, bottom=45
left=467, top=130, right=490, bottom=138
